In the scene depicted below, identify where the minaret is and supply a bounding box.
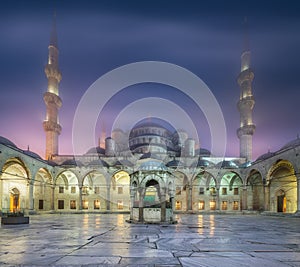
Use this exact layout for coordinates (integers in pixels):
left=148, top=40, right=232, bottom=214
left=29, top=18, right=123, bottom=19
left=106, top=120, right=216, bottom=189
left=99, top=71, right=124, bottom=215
left=43, top=13, right=62, bottom=160
left=237, top=25, right=255, bottom=161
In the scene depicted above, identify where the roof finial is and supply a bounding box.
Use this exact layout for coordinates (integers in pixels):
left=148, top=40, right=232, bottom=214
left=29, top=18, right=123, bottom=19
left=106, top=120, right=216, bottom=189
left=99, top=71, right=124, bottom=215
left=50, top=10, right=58, bottom=47
left=27, top=145, right=30, bottom=151
left=297, top=133, right=299, bottom=139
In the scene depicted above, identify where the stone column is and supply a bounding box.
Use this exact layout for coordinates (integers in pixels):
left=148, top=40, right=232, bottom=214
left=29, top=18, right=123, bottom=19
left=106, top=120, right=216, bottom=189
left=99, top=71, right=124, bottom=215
left=168, top=188, right=175, bottom=222
left=187, top=185, right=192, bottom=211
left=161, top=189, right=166, bottom=222
left=296, top=176, right=300, bottom=214
left=78, top=185, right=83, bottom=210
left=51, top=185, right=55, bottom=211
left=28, top=181, right=34, bottom=212
left=264, top=185, right=270, bottom=211
left=138, top=188, right=144, bottom=222
left=247, top=185, right=253, bottom=210
left=215, top=188, right=220, bottom=211
left=129, top=190, right=135, bottom=221
left=242, top=186, right=248, bottom=210
left=106, top=186, right=111, bottom=211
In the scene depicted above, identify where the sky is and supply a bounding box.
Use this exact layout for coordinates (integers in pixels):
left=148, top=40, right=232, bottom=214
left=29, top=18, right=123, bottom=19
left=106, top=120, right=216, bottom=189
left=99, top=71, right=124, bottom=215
left=0, top=0, right=300, bottom=160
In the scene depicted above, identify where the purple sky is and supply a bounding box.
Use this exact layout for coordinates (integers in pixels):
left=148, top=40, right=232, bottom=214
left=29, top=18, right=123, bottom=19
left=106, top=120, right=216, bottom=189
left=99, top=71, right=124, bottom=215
left=0, top=0, right=300, bottom=160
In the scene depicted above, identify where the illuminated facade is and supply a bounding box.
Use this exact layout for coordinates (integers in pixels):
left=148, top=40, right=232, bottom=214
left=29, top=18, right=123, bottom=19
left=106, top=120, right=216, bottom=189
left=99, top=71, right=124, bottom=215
left=0, top=23, right=299, bottom=220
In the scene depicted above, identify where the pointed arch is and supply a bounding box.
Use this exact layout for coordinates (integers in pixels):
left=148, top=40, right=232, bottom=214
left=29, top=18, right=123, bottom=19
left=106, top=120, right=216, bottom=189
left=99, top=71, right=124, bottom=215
left=110, top=170, right=130, bottom=211
left=246, top=169, right=264, bottom=211
left=267, top=160, right=297, bottom=213
left=1, top=158, right=30, bottom=212
left=34, top=168, right=53, bottom=211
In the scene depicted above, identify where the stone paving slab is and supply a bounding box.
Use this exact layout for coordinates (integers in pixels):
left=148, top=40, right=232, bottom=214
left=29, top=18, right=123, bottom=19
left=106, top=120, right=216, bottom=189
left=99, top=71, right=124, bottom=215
left=0, top=214, right=300, bottom=266
left=54, top=256, right=121, bottom=265
left=179, top=256, right=292, bottom=267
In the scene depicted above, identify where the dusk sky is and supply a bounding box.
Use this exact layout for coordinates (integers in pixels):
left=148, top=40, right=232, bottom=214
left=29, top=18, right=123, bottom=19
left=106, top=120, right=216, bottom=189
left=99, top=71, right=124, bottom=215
left=0, top=0, right=300, bottom=160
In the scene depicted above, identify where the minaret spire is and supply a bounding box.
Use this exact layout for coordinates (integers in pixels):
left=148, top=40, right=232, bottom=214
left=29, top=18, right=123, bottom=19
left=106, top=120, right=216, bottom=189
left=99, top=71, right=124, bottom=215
left=43, top=12, right=62, bottom=160
left=50, top=11, right=58, bottom=47
left=237, top=18, right=255, bottom=161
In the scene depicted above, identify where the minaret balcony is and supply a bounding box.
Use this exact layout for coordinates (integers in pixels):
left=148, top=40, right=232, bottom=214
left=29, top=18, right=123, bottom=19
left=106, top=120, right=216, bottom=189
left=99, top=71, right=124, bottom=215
left=43, top=92, right=62, bottom=108
left=43, top=120, right=62, bottom=134
left=237, top=69, right=254, bottom=86
left=237, top=124, right=256, bottom=137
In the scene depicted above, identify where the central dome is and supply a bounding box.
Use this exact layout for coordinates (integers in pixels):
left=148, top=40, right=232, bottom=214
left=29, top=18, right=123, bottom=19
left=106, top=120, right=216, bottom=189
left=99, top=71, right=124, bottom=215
left=129, top=118, right=176, bottom=155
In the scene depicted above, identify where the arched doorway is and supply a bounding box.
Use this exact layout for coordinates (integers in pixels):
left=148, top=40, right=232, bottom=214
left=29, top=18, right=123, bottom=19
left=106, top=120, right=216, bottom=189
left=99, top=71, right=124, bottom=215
left=10, top=188, right=20, bottom=212
left=144, top=179, right=160, bottom=207
left=276, top=189, right=286, bottom=212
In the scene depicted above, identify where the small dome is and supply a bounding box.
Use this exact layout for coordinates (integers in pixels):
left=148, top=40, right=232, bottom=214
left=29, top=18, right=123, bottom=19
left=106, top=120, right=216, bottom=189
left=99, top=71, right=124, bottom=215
left=216, top=160, right=238, bottom=169
left=195, top=148, right=211, bottom=156
left=0, top=136, right=17, bottom=148
left=166, top=160, right=184, bottom=168
left=138, top=161, right=167, bottom=171
left=256, top=151, right=275, bottom=161
left=85, top=146, right=105, bottom=155
left=280, top=137, right=300, bottom=150
left=191, top=159, right=215, bottom=168
left=61, top=159, right=83, bottom=167
left=88, top=159, right=109, bottom=168
left=239, top=161, right=252, bottom=168
left=23, top=150, right=42, bottom=160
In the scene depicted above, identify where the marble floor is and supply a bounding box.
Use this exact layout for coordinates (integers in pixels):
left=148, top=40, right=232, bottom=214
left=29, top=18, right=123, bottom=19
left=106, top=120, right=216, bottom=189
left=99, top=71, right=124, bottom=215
left=0, top=213, right=300, bottom=266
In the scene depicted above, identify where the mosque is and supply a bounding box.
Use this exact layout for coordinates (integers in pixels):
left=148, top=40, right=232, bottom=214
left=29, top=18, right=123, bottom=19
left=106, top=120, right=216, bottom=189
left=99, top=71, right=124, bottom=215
left=0, top=20, right=299, bottom=223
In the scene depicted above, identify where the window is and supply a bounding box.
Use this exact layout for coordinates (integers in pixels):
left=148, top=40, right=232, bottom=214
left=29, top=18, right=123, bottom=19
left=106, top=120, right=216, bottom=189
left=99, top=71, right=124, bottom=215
left=198, top=201, right=205, bottom=210
left=117, top=200, right=123, bottom=210
left=176, top=186, right=181, bottom=195
left=175, top=201, right=182, bottom=210
left=210, top=201, right=216, bottom=210
left=38, top=200, right=44, bottom=210
left=221, top=201, right=227, bottom=210
left=199, top=187, right=205, bottom=195
left=94, top=200, right=100, bottom=209
left=71, top=186, right=76, bottom=193
left=82, top=186, right=88, bottom=195
left=210, top=187, right=216, bottom=196
left=222, top=188, right=227, bottom=195
left=233, top=201, right=239, bottom=210
left=59, top=186, right=64, bottom=193
left=58, top=200, right=64, bottom=209
left=118, top=187, right=123, bottom=194
left=70, top=200, right=76, bottom=209
left=82, top=200, right=88, bottom=209
left=234, top=187, right=239, bottom=195
left=94, top=186, right=100, bottom=194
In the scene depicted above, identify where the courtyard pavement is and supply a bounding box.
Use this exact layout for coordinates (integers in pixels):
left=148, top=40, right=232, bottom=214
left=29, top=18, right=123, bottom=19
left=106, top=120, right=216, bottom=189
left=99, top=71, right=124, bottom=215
left=0, top=213, right=300, bottom=266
